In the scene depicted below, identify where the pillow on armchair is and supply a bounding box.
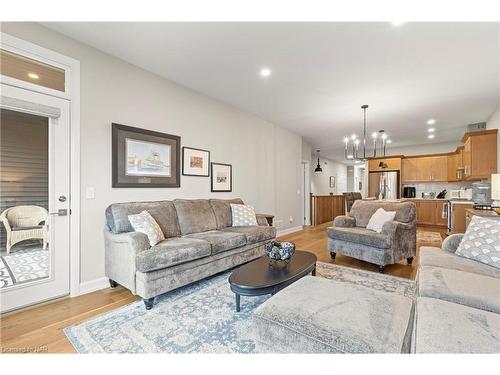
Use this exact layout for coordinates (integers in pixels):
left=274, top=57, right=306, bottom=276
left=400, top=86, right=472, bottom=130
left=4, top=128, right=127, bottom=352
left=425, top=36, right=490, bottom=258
left=366, top=208, right=396, bottom=233
left=230, top=204, right=258, bottom=226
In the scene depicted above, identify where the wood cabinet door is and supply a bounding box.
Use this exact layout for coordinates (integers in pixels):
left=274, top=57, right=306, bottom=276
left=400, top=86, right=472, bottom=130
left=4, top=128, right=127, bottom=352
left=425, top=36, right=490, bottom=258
left=435, top=201, right=448, bottom=226
left=415, top=157, right=432, bottom=182
left=430, top=156, right=448, bottom=182
left=447, top=153, right=458, bottom=182
left=417, top=200, right=436, bottom=225
left=470, top=133, right=498, bottom=179
left=369, top=157, right=402, bottom=172
left=463, top=138, right=472, bottom=179
left=451, top=203, right=474, bottom=233
left=402, top=158, right=417, bottom=183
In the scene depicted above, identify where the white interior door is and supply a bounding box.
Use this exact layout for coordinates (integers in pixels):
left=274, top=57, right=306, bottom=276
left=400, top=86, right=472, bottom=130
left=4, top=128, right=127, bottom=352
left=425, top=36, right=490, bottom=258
left=0, top=83, right=70, bottom=312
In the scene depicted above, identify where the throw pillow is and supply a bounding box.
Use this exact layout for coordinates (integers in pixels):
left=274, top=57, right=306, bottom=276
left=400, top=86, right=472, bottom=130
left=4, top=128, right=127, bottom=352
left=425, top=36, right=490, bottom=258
left=128, top=210, right=165, bottom=246
left=455, top=216, right=500, bottom=270
left=366, top=208, right=396, bottom=233
left=231, top=204, right=258, bottom=227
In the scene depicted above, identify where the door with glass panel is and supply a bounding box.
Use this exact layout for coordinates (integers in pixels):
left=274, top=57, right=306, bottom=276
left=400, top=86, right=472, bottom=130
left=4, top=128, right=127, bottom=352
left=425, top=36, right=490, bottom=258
left=0, top=83, right=70, bottom=312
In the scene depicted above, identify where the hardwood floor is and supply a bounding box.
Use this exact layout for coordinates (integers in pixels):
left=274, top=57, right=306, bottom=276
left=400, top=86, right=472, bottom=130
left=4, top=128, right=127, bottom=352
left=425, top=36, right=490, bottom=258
left=0, top=223, right=445, bottom=353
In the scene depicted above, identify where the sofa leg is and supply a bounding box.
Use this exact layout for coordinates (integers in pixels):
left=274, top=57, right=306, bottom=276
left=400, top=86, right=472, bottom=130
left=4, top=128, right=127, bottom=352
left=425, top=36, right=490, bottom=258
left=378, top=265, right=385, bottom=273
left=407, top=257, right=414, bottom=265
left=330, top=252, right=336, bottom=260
left=109, top=279, right=118, bottom=288
left=144, top=297, right=155, bottom=310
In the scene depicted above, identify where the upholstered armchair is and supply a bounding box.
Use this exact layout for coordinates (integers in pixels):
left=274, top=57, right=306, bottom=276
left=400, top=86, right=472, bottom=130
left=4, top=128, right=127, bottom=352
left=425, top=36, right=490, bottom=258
left=0, top=205, right=48, bottom=253
left=326, top=200, right=416, bottom=273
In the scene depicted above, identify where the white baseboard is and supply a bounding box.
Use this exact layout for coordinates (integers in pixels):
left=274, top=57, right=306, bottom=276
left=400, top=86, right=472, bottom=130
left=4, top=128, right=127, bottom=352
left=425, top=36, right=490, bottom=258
left=78, top=277, right=109, bottom=296
left=277, top=225, right=303, bottom=237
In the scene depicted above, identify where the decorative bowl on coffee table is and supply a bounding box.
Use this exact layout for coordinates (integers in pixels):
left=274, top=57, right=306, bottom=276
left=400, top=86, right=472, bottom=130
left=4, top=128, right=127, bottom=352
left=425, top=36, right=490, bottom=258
left=265, top=241, right=296, bottom=263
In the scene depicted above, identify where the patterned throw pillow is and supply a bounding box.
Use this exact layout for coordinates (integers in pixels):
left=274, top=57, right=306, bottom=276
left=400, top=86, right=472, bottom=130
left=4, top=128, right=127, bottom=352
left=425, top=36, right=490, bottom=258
left=456, top=216, right=500, bottom=270
left=230, top=204, right=258, bottom=227
left=128, top=210, right=165, bottom=246
left=366, top=208, right=396, bottom=233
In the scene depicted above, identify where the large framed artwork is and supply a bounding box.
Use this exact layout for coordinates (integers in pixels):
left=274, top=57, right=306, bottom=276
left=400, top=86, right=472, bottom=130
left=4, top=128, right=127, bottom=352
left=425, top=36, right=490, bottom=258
left=211, top=163, right=232, bottom=192
left=112, top=123, right=180, bottom=188
left=182, top=147, right=210, bottom=177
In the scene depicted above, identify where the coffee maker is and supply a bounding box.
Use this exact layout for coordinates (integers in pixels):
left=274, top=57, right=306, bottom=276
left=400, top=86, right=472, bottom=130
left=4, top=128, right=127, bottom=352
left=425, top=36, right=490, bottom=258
left=403, top=186, right=416, bottom=198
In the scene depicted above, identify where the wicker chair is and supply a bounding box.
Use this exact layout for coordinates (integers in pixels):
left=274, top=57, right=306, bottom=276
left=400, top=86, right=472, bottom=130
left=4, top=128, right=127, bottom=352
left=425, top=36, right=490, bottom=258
left=0, top=206, right=48, bottom=253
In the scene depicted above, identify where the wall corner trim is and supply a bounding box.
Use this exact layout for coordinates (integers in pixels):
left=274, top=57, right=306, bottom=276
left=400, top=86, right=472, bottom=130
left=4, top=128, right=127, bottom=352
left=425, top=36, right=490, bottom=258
left=78, top=277, right=109, bottom=296
left=277, top=226, right=303, bottom=237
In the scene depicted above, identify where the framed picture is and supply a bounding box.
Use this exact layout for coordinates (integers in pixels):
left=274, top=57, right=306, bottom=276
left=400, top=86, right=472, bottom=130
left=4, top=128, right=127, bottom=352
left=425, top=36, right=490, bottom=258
left=329, top=176, right=336, bottom=188
left=211, top=163, right=232, bottom=192
left=182, top=147, right=210, bottom=177
left=112, top=123, right=180, bottom=188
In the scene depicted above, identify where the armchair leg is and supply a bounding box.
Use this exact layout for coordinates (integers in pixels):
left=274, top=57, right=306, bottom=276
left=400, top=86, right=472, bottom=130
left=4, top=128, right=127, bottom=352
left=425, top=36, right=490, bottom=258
left=330, top=252, right=336, bottom=260
left=407, top=257, right=414, bottom=265
left=109, top=279, right=118, bottom=288
left=144, top=297, right=155, bottom=310
left=378, top=265, right=385, bottom=273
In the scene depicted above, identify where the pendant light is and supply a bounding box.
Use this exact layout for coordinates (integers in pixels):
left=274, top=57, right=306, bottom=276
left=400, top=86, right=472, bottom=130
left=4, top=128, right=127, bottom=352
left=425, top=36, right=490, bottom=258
left=315, top=150, right=323, bottom=173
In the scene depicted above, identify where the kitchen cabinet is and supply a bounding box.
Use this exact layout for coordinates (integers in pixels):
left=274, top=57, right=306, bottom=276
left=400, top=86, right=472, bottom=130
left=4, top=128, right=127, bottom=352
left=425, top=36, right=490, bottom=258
left=410, top=200, right=448, bottom=227
left=368, top=157, right=402, bottom=172
left=451, top=202, right=474, bottom=234
left=402, top=156, right=448, bottom=183
left=447, top=147, right=465, bottom=182
left=462, top=130, right=497, bottom=180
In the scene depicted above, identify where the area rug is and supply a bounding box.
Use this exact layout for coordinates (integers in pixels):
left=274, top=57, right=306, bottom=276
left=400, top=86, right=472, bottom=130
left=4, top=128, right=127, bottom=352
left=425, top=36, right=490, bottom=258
left=417, top=230, right=443, bottom=247
left=64, top=262, right=416, bottom=353
left=0, top=249, right=49, bottom=288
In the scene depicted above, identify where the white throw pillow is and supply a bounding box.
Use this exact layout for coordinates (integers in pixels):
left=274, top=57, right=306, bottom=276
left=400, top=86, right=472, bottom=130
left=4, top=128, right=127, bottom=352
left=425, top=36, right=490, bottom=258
left=128, top=210, right=165, bottom=246
left=456, top=216, right=500, bottom=270
left=231, top=204, right=258, bottom=227
left=366, top=208, right=396, bottom=233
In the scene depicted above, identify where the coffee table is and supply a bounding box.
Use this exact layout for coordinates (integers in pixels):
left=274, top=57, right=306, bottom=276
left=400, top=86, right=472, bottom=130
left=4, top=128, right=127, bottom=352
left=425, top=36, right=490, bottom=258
left=228, top=250, right=317, bottom=312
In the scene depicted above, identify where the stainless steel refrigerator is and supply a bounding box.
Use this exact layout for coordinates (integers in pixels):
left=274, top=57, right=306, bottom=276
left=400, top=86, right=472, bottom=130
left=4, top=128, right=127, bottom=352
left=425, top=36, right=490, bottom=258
left=368, top=171, right=400, bottom=200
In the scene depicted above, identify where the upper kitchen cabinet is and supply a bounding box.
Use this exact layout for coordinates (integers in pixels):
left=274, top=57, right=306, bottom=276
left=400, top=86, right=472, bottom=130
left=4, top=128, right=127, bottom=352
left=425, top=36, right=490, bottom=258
left=368, top=157, right=402, bottom=172
left=402, top=155, right=447, bottom=183
left=462, top=130, right=498, bottom=180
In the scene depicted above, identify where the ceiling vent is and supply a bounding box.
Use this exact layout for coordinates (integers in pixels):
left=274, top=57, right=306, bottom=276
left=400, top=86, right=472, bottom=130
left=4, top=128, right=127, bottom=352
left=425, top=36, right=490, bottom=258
left=467, top=122, right=487, bottom=132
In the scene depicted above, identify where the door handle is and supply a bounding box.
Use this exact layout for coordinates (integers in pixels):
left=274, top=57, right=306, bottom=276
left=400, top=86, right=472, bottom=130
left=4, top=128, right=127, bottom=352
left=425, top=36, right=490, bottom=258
left=49, top=209, right=68, bottom=216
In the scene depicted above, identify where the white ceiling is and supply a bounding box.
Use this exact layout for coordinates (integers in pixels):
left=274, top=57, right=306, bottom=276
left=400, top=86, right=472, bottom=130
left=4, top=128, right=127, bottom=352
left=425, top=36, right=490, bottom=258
left=43, top=22, right=500, bottom=163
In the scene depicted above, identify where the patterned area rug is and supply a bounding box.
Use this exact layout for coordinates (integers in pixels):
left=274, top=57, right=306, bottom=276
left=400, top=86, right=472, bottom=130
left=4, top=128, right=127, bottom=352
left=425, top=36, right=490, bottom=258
left=65, top=261, right=416, bottom=353
left=417, top=230, right=443, bottom=247
left=0, top=249, right=49, bottom=288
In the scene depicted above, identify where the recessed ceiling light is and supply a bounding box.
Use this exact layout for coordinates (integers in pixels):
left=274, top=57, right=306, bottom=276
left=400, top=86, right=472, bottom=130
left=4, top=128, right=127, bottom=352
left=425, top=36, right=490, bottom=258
left=27, top=72, right=39, bottom=79
left=428, top=134, right=435, bottom=139
left=386, top=140, right=392, bottom=144
left=391, top=21, right=406, bottom=26
left=427, top=119, right=436, bottom=125
left=428, top=127, right=435, bottom=133
left=259, top=67, right=272, bottom=78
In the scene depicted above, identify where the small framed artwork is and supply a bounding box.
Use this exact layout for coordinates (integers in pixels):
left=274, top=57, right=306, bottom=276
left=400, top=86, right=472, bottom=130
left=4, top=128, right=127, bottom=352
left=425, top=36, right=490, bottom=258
left=211, top=163, right=232, bottom=192
left=112, top=123, right=180, bottom=188
left=329, top=176, right=336, bottom=188
left=182, top=147, right=210, bottom=177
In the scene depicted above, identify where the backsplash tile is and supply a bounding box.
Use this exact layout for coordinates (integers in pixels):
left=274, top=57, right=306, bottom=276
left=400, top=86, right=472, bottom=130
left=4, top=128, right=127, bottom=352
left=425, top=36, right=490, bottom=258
left=402, top=182, right=473, bottom=199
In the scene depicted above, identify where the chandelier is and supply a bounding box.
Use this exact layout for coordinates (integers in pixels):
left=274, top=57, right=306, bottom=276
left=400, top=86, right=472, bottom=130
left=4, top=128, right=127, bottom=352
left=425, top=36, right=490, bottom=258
left=343, top=105, right=391, bottom=161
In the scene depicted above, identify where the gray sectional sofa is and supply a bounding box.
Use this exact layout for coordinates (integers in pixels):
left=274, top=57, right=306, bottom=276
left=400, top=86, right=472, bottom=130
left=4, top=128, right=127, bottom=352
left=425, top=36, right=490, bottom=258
left=104, top=198, right=276, bottom=309
left=327, top=200, right=417, bottom=273
left=253, top=233, right=500, bottom=353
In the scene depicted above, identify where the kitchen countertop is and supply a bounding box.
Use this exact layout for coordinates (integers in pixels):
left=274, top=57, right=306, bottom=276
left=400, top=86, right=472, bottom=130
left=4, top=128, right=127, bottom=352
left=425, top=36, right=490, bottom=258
left=465, top=208, right=500, bottom=217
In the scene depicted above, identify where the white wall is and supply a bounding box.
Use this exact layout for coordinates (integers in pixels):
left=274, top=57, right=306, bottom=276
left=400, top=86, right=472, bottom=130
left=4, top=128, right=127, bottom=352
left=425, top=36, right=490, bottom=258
left=486, top=104, right=500, bottom=172
left=386, top=141, right=461, bottom=157
left=1, top=22, right=304, bottom=284
left=310, top=155, right=348, bottom=195
left=353, top=165, right=367, bottom=197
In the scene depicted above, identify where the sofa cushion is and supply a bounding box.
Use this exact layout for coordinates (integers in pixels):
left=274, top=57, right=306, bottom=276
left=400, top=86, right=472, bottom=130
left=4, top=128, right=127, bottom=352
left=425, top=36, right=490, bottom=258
left=327, top=226, right=391, bottom=249
left=231, top=204, right=258, bottom=226
left=128, top=210, right=165, bottom=246
left=105, top=200, right=180, bottom=237
left=135, top=237, right=211, bottom=272
left=418, top=266, right=500, bottom=314
left=222, top=225, right=276, bottom=244
left=455, top=216, right=500, bottom=270
left=184, top=230, right=247, bottom=254
left=414, top=297, right=500, bottom=353
left=209, top=198, right=244, bottom=229
left=173, top=199, right=217, bottom=235
left=419, top=247, right=500, bottom=278
left=350, top=200, right=416, bottom=227
left=253, top=276, right=414, bottom=353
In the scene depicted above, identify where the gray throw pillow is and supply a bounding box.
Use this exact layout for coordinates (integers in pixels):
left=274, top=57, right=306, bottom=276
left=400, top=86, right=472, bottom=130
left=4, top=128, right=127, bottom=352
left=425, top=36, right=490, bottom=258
left=456, top=216, right=500, bottom=269
left=230, top=204, right=258, bottom=227
left=128, top=210, right=165, bottom=246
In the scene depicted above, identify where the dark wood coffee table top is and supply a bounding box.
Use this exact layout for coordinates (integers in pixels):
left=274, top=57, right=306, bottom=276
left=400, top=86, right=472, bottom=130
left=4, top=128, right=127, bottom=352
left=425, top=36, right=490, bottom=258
left=228, top=251, right=317, bottom=311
